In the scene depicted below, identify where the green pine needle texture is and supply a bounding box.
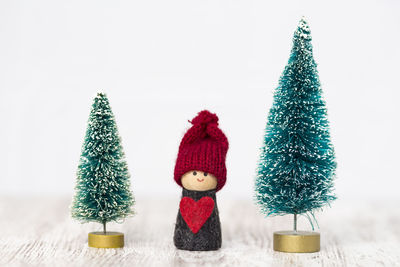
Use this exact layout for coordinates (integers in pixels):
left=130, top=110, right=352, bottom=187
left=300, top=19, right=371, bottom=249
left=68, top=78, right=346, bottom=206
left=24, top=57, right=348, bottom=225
left=255, top=18, right=336, bottom=225
left=71, top=93, right=134, bottom=224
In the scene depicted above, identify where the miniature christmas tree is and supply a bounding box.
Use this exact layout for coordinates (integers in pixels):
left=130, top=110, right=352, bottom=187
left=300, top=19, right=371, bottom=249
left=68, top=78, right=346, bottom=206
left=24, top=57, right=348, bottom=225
left=71, top=92, right=134, bottom=247
left=255, top=18, right=336, bottom=252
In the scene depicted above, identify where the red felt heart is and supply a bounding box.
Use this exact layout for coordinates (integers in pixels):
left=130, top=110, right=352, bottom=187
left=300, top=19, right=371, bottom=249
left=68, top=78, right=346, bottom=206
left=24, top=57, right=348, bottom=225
left=179, top=196, right=215, bottom=234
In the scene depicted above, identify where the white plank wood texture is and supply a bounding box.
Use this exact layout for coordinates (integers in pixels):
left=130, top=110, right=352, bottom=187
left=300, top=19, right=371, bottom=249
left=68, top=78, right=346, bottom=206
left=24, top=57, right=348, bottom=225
left=1, top=196, right=399, bottom=266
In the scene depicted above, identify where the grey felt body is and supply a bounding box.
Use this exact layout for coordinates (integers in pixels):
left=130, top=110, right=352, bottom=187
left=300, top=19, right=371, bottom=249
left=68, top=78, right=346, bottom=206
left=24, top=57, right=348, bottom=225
left=173, top=189, right=221, bottom=251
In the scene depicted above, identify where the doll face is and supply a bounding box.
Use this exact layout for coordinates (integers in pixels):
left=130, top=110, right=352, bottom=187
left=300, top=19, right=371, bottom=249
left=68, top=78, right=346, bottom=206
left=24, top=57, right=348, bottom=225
left=181, top=170, right=217, bottom=191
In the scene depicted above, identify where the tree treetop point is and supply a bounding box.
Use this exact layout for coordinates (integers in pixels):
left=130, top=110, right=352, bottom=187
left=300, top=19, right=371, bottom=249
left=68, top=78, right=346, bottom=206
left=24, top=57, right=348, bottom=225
left=95, top=91, right=107, bottom=99
left=295, top=16, right=311, bottom=40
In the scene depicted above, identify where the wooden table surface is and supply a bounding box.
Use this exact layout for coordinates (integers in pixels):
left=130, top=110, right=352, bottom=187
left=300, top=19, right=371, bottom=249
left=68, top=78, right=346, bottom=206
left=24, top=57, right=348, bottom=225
left=1, top=196, right=399, bottom=266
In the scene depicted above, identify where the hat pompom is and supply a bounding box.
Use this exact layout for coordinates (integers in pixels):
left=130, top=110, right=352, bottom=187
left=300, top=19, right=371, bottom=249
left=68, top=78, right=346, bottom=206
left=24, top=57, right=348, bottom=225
left=190, top=110, right=219, bottom=126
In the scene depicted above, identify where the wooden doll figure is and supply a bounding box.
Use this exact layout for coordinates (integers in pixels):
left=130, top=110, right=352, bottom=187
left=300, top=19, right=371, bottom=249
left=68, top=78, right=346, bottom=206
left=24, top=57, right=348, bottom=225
left=173, top=110, right=229, bottom=251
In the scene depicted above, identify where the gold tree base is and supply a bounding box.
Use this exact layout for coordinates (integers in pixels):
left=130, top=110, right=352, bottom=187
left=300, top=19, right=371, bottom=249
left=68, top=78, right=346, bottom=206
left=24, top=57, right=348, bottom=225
left=88, top=232, right=124, bottom=248
left=273, top=231, right=320, bottom=253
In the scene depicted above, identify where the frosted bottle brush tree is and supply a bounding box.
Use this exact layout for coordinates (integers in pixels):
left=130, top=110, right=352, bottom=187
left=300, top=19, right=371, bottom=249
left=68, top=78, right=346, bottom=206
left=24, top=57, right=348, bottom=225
left=255, top=18, right=336, bottom=252
left=71, top=93, right=134, bottom=248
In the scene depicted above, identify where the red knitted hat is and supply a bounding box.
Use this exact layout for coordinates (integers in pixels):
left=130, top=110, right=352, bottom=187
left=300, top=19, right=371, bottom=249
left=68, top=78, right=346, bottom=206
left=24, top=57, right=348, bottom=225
left=174, top=110, right=229, bottom=192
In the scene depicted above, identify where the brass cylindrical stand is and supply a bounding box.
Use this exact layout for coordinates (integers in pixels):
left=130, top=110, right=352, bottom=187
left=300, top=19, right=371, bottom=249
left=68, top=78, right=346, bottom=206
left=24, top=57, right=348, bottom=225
left=273, top=231, right=320, bottom=253
left=88, top=232, right=124, bottom=248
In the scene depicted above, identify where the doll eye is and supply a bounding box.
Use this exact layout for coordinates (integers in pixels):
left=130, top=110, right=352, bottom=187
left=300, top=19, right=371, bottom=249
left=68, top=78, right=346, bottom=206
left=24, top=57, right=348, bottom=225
left=193, top=171, right=197, bottom=176
left=203, top=172, right=208, bottom=176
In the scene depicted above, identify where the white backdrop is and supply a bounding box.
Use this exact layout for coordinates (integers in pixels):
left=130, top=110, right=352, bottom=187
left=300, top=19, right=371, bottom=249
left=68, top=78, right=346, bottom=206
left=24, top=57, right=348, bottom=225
left=1, top=0, right=399, bottom=200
